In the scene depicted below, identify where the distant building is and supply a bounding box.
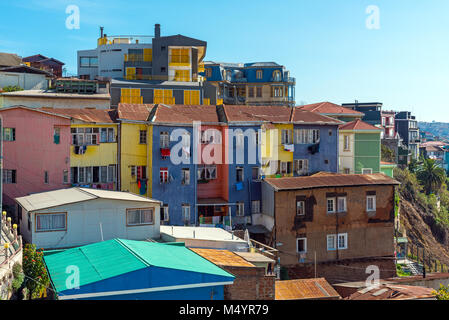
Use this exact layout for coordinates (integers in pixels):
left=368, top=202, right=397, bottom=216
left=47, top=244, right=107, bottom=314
left=395, top=111, right=420, bottom=160
left=341, top=101, right=383, bottom=127
left=0, top=65, right=52, bottom=90
left=0, top=52, right=22, bottom=68
left=22, top=54, right=65, bottom=78
left=43, top=239, right=234, bottom=300
left=203, top=61, right=295, bottom=107
left=16, top=188, right=161, bottom=249
left=260, top=173, right=400, bottom=283
left=299, top=102, right=364, bottom=123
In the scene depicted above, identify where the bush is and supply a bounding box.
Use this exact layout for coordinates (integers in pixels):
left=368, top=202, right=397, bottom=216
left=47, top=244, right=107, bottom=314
left=1, top=85, right=23, bottom=92
left=23, top=244, right=49, bottom=299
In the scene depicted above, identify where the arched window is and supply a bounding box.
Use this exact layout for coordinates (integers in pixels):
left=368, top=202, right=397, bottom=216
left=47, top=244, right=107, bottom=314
left=256, top=70, right=263, bottom=80
left=273, top=70, right=281, bottom=82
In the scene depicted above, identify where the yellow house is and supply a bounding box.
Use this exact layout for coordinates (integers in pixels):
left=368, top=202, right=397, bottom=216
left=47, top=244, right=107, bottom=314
left=116, top=104, right=154, bottom=198
left=261, top=123, right=294, bottom=178
left=42, top=108, right=119, bottom=190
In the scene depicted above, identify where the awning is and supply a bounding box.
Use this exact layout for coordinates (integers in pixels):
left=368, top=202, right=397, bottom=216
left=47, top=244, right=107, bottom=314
left=246, top=224, right=270, bottom=234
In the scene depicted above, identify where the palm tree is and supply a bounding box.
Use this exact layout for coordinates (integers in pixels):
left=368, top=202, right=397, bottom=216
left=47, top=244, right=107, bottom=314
left=416, top=158, right=447, bottom=195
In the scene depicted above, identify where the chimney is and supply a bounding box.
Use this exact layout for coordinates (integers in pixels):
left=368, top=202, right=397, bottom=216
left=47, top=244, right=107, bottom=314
left=155, top=24, right=161, bottom=38
left=100, top=26, right=104, bottom=38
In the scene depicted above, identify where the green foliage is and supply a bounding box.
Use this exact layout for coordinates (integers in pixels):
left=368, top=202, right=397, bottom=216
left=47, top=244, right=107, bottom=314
left=1, top=85, right=23, bottom=92
left=11, top=263, right=24, bottom=291
left=381, top=144, right=395, bottom=163
left=396, top=264, right=412, bottom=277
left=433, top=284, right=449, bottom=300
left=416, top=159, right=447, bottom=195
left=23, top=244, right=49, bottom=299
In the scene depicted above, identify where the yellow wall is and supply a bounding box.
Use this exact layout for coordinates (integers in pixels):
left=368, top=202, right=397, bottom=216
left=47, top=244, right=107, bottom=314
left=120, top=122, right=152, bottom=198
left=261, top=124, right=294, bottom=178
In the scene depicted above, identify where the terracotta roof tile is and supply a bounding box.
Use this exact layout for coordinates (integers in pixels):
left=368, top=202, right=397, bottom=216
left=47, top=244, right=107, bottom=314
left=275, top=278, right=341, bottom=300
left=191, top=248, right=256, bottom=268
left=264, top=173, right=400, bottom=191
left=40, top=107, right=116, bottom=123
left=117, top=103, right=155, bottom=121
left=299, top=102, right=364, bottom=115
left=291, top=107, right=342, bottom=125
left=153, top=104, right=220, bottom=123
left=222, top=105, right=292, bottom=123
left=339, top=119, right=381, bottom=131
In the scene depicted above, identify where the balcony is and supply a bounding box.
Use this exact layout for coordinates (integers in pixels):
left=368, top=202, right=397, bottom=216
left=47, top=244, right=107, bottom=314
left=97, top=35, right=153, bottom=46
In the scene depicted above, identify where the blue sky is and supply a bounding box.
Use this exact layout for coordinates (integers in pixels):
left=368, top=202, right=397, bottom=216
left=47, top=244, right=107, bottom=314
left=1, top=0, right=449, bottom=122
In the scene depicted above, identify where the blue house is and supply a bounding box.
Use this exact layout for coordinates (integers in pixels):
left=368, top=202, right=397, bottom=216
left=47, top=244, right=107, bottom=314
left=44, top=239, right=235, bottom=300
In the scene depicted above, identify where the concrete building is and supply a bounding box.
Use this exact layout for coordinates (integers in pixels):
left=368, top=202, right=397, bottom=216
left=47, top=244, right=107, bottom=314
left=0, top=65, right=52, bottom=90
left=395, top=111, right=420, bottom=160
left=16, top=188, right=161, bottom=249
left=260, top=173, right=400, bottom=283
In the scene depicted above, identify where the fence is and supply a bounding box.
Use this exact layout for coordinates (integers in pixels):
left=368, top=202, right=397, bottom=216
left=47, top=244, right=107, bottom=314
left=406, top=242, right=449, bottom=273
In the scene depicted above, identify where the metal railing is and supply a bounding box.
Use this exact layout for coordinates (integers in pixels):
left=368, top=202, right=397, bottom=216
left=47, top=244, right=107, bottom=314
left=405, top=242, right=449, bottom=273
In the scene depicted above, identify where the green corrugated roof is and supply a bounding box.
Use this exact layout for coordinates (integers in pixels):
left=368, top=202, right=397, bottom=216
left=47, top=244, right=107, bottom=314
left=44, top=239, right=233, bottom=293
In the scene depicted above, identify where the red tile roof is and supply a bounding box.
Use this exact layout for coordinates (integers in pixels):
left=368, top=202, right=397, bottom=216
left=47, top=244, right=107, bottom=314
left=275, top=278, right=341, bottom=300
left=117, top=103, right=155, bottom=121
left=153, top=104, right=220, bottom=124
left=339, top=119, right=381, bottom=131
left=291, top=107, right=342, bottom=125
left=299, top=102, right=364, bottom=116
left=222, top=105, right=292, bottom=123
left=264, top=173, right=400, bottom=191
left=40, top=107, right=116, bottom=123
left=347, top=283, right=435, bottom=300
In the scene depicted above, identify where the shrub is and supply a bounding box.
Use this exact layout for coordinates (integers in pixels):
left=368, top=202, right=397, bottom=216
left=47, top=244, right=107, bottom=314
left=23, top=244, right=49, bottom=299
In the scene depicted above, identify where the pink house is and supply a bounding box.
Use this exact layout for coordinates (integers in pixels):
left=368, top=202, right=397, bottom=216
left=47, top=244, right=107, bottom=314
left=0, top=106, right=71, bottom=209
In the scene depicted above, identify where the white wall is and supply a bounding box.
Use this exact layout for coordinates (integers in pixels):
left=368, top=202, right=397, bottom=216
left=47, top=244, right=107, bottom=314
left=0, top=72, right=48, bottom=90
left=21, top=198, right=160, bottom=249
left=339, top=132, right=355, bottom=173
left=1, top=95, right=110, bottom=109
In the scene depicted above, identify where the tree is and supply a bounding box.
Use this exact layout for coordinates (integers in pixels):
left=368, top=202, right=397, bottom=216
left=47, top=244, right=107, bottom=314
left=23, top=244, right=49, bottom=299
left=381, top=144, right=395, bottom=163
left=416, top=159, right=447, bottom=195
left=433, top=284, right=449, bottom=300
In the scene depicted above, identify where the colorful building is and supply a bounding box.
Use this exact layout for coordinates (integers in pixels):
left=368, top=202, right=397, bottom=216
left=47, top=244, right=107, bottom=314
left=339, top=120, right=382, bottom=174
left=43, top=239, right=234, bottom=300
left=299, top=102, right=364, bottom=123
left=380, top=161, right=397, bottom=178
left=41, top=108, right=119, bottom=190
left=0, top=106, right=71, bottom=209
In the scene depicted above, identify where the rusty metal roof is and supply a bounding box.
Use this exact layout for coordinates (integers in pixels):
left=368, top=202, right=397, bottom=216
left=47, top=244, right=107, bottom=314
left=221, top=105, right=292, bottom=123
left=117, top=103, right=155, bottom=121
left=40, top=107, right=116, bottom=123
left=275, top=278, right=341, bottom=300
left=191, top=248, right=256, bottom=268
left=153, top=104, right=220, bottom=124
left=347, top=283, right=435, bottom=300
left=291, top=107, right=342, bottom=125
left=264, top=173, right=400, bottom=191
left=299, top=102, right=364, bottom=115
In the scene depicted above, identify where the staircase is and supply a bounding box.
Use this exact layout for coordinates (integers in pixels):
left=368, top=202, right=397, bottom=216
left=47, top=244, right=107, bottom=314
left=403, top=260, right=423, bottom=275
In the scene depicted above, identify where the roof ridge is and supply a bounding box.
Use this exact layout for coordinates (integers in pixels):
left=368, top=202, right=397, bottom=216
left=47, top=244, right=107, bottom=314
left=115, top=239, right=152, bottom=267
left=75, top=187, right=100, bottom=199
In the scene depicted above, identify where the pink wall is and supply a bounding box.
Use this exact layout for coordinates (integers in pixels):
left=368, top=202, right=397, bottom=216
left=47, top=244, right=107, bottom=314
left=1, top=108, right=71, bottom=206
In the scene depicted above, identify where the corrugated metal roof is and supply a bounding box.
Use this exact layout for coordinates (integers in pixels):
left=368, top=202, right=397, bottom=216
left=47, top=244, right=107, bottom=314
left=15, top=188, right=161, bottom=212
left=40, top=107, right=116, bottom=123
left=222, top=105, right=292, bottom=123
left=160, top=226, right=247, bottom=243
left=275, top=278, right=341, bottom=300
left=233, top=251, right=275, bottom=263
left=291, top=108, right=343, bottom=124
left=0, top=52, right=22, bottom=67
left=191, top=248, right=255, bottom=267
left=153, top=104, right=220, bottom=123
left=299, top=102, right=364, bottom=115
left=44, top=239, right=234, bottom=293
left=347, top=283, right=435, bottom=300
left=117, top=103, right=155, bottom=121
left=264, top=173, right=400, bottom=191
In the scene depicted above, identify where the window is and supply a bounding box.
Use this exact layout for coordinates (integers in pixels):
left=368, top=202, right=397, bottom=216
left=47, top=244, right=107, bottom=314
left=36, top=213, right=66, bottom=232
left=100, top=166, right=108, bottom=183
left=280, top=161, right=292, bottom=175
left=160, top=132, right=170, bottom=148
left=343, top=135, right=350, bottom=151
left=252, top=200, right=260, bottom=214
left=256, top=70, right=263, bottom=79
left=44, top=171, right=49, bottom=184
left=160, top=168, right=169, bottom=183
left=294, top=129, right=320, bottom=144
left=108, top=165, right=116, bottom=183
left=297, top=238, right=307, bottom=254
left=272, top=70, right=281, bottom=81
left=256, top=87, right=262, bottom=97
left=80, top=56, right=98, bottom=67
left=236, top=202, right=245, bottom=216
left=205, top=68, right=212, bottom=78
left=337, top=197, right=347, bottom=213
left=131, top=166, right=136, bottom=177
left=126, top=208, right=154, bottom=225
left=107, top=128, right=115, bottom=142
left=63, top=170, right=69, bottom=184
left=281, top=129, right=292, bottom=144
left=367, top=195, right=376, bottom=212
left=201, top=129, right=221, bottom=144
left=78, top=167, right=85, bottom=183
left=160, top=205, right=169, bottom=222
left=99, top=128, right=114, bottom=143
left=236, top=167, right=244, bottom=182
left=362, top=168, right=373, bottom=174
left=181, top=168, right=190, bottom=185
left=198, top=165, right=217, bottom=180
left=252, top=167, right=261, bottom=180
left=54, top=127, right=60, bottom=144
left=344, top=168, right=350, bottom=174
left=327, top=198, right=336, bottom=213
left=139, top=130, right=147, bottom=144
left=272, top=86, right=283, bottom=97
left=182, top=205, right=190, bottom=223
left=248, top=87, right=254, bottom=97
left=3, top=128, right=15, bottom=141
left=296, top=201, right=305, bottom=216
left=327, top=233, right=348, bottom=250
left=2, top=169, right=16, bottom=184
left=294, top=159, right=309, bottom=176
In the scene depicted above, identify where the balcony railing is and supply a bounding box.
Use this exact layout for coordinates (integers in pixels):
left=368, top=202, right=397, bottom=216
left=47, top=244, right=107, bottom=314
left=169, top=55, right=190, bottom=64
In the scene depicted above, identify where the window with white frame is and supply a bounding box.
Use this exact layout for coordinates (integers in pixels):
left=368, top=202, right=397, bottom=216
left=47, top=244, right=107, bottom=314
left=344, top=135, right=350, bottom=151
left=362, top=168, right=373, bottom=174
left=36, top=213, right=66, bottom=232
left=327, top=198, right=336, bottom=213
left=3, top=128, right=15, bottom=141
left=252, top=167, right=261, bottom=180
left=251, top=200, right=260, bottom=214
left=297, top=238, right=307, bottom=254
left=126, top=208, right=153, bottom=225
left=327, top=233, right=348, bottom=250
left=281, top=129, right=292, bottom=144
left=3, top=169, right=17, bottom=184
left=181, top=168, right=190, bottom=185
left=182, top=205, right=190, bottom=223
left=160, top=168, right=169, bottom=183
left=236, top=167, right=244, bottom=182
left=366, top=195, right=376, bottom=212
left=294, top=129, right=320, bottom=144
left=160, top=205, right=169, bottom=222
left=197, top=165, right=217, bottom=180
left=160, top=132, right=170, bottom=148
left=337, top=197, right=347, bottom=213
left=280, top=161, right=292, bottom=175
left=294, top=159, right=309, bottom=176
left=139, top=130, right=147, bottom=144
left=236, top=202, right=245, bottom=216
left=202, top=129, right=222, bottom=145
left=63, top=170, right=69, bottom=184
left=296, top=200, right=305, bottom=216
left=256, top=70, right=263, bottom=79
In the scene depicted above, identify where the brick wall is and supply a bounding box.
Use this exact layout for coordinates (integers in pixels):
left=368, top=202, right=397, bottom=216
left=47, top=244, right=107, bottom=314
left=222, top=266, right=275, bottom=300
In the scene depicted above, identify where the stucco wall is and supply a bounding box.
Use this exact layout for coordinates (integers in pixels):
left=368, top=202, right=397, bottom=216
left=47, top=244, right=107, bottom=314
left=1, top=95, right=110, bottom=110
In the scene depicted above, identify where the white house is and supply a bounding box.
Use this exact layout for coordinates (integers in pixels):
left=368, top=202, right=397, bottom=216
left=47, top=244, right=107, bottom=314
left=16, top=188, right=161, bottom=249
